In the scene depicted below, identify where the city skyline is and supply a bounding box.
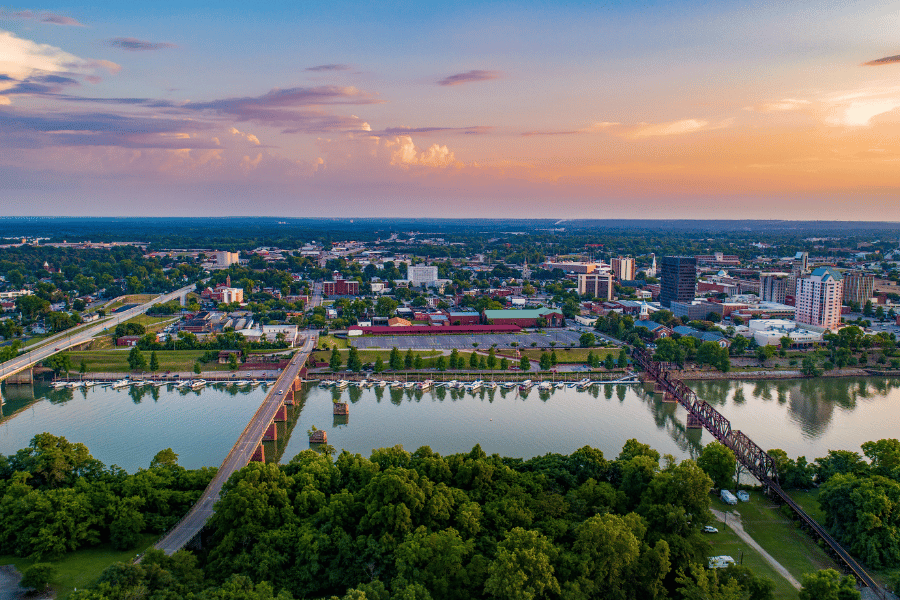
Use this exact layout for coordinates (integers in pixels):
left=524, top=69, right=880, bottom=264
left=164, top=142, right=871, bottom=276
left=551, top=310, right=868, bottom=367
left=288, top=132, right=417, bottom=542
left=2, top=1, right=900, bottom=219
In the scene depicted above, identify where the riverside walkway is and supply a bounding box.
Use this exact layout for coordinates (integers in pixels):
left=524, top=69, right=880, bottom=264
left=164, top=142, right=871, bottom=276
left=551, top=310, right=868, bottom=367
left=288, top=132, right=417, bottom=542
left=152, top=334, right=316, bottom=556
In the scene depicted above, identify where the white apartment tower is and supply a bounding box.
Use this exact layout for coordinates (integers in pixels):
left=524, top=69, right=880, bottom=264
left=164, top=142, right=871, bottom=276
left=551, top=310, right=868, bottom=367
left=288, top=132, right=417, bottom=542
left=611, top=257, right=635, bottom=281
left=577, top=271, right=614, bottom=300
left=795, top=267, right=843, bottom=331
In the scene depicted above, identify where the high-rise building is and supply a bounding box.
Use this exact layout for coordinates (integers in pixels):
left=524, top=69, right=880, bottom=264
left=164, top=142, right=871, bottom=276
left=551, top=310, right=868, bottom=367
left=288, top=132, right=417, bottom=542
left=577, top=271, right=614, bottom=300
left=611, top=257, right=635, bottom=281
left=408, top=265, right=439, bottom=287
left=842, top=271, right=875, bottom=305
left=796, top=266, right=843, bottom=331
left=660, top=256, right=697, bottom=308
left=759, top=273, right=790, bottom=304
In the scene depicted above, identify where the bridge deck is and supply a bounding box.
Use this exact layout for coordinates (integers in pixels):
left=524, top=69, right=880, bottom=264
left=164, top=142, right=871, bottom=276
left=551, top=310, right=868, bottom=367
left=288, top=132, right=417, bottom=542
left=153, top=336, right=314, bottom=555
left=633, top=348, right=885, bottom=599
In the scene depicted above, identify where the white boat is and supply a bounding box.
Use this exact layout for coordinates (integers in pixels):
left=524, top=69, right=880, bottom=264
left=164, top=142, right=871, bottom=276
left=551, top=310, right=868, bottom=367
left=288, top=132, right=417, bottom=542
left=376, top=380, right=388, bottom=388
left=335, top=380, right=350, bottom=390
left=390, top=380, right=404, bottom=389
left=555, top=382, right=566, bottom=389
left=502, top=382, right=517, bottom=389
left=356, top=379, right=368, bottom=388
left=404, top=381, right=416, bottom=389
left=111, top=379, right=131, bottom=389
left=486, top=381, right=498, bottom=390
left=248, top=380, right=261, bottom=387
left=467, top=380, right=484, bottom=392
left=191, top=379, right=206, bottom=390
left=52, top=381, right=70, bottom=389
left=446, top=380, right=459, bottom=389
left=519, top=379, right=533, bottom=391
left=538, top=381, right=552, bottom=390
left=418, top=380, right=433, bottom=390
left=153, top=381, right=168, bottom=387
left=319, top=380, right=334, bottom=388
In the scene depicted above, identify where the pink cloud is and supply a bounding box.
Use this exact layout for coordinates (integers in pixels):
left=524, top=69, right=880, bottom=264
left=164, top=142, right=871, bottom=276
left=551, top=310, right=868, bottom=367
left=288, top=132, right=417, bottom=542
left=437, top=70, right=501, bottom=86
left=0, top=9, right=84, bottom=26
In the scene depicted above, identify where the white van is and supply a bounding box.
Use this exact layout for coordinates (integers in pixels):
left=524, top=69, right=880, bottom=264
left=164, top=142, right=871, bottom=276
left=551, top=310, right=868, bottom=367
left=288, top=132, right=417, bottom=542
left=708, top=556, right=735, bottom=569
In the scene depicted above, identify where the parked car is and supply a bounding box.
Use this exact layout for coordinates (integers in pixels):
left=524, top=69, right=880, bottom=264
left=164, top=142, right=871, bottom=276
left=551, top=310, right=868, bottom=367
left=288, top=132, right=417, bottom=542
left=703, top=526, right=719, bottom=533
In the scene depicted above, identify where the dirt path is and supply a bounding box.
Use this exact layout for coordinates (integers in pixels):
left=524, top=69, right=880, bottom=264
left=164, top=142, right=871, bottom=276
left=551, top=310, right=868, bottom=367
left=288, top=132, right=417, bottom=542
left=711, top=509, right=802, bottom=590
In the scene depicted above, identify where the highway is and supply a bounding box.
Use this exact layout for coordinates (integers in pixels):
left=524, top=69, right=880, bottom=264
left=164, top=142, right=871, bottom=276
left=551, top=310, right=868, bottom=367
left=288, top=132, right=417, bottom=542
left=153, top=333, right=316, bottom=556
left=0, top=283, right=196, bottom=383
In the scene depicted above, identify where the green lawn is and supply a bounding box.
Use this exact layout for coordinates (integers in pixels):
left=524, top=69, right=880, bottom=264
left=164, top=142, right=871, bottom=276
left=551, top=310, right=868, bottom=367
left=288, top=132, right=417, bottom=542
left=711, top=491, right=838, bottom=586
left=122, top=314, right=177, bottom=330
left=519, top=347, right=618, bottom=362
left=705, top=522, right=799, bottom=599
left=787, top=489, right=826, bottom=523
left=0, top=534, right=156, bottom=598
left=63, top=349, right=231, bottom=373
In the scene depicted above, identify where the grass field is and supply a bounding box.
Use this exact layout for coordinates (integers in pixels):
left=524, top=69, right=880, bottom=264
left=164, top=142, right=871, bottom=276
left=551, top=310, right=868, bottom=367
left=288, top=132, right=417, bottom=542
left=63, top=349, right=231, bottom=373
left=518, top=347, right=618, bottom=362
left=317, top=334, right=349, bottom=349
left=122, top=314, right=178, bottom=332
left=309, top=348, right=442, bottom=367
left=705, top=521, right=799, bottom=599
left=711, top=491, right=838, bottom=586
left=787, top=489, right=826, bottom=523
left=0, top=534, right=156, bottom=598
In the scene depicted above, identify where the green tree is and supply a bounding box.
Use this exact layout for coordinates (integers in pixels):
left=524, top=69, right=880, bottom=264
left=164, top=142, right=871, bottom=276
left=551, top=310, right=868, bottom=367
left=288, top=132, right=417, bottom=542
left=347, top=347, right=362, bottom=372
left=150, top=350, right=160, bottom=372
left=539, top=352, right=552, bottom=370
left=618, top=348, right=627, bottom=369
left=128, top=346, right=147, bottom=371
left=79, top=358, right=87, bottom=376
left=414, top=355, right=423, bottom=370
left=604, top=353, right=615, bottom=370
left=374, top=356, right=385, bottom=373
left=798, top=569, right=860, bottom=600
left=405, top=349, right=414, bottom=369
left=587, top=350, right=596, bottom=368
left=469, top=351, right=479, bottom=369
left=46, top=353, right=72, bottom=377
left=375, top=296, right=399, bottom=317
left=436, top=355, right=446, bottom=371
left=330, top=346, right=342, bottom=371
left=580, top=332, right=596, bottom=347
left=228, top=352, right=238, bottom=371
left=520, top=355, right=531, bottom=372
left=390, top=347, right=403, bottom=370
left=20, top=563, right=56, bottom=592
left=485, top=527, right=561, bottom=600
left=449, top=349, right=460, bottom=370
left=801, top=356, right=821, bottom=377
left=479, top=355, right=487, bottom=370
left=500, top=357, right=509, bottom=370
left=696, top=442, right=737, bottom=490
left=729, top=335, right=748, bottom=355
left=193, top=361, right=201, bottom=375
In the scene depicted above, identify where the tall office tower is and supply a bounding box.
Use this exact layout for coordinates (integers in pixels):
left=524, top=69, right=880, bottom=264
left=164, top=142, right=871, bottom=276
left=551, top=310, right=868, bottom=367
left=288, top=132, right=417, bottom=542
left=796, top=266, right=843, bottom=331
left=611, top=257, right=635, bottom=281
left=842, top=271, right=874, bottom=305
left=759, top=273, right=790, bottom=303
left=660, top=256, right=697, bottom=308
left=577, top=271, right=615, bottom=300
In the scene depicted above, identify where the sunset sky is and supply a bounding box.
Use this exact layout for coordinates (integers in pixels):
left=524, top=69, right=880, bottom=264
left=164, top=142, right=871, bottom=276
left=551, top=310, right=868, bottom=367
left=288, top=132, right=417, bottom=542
left=2, top=1, right=900, bottom=219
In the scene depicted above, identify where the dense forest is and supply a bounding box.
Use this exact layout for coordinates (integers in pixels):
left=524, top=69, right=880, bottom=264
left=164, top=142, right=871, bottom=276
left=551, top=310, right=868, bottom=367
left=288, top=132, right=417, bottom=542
left=5, top=434, right=897, bottom=599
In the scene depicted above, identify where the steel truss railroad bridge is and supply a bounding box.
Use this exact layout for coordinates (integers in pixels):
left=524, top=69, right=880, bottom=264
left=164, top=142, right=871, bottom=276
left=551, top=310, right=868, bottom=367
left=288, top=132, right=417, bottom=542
left=632, top=347, right=885, bottom=599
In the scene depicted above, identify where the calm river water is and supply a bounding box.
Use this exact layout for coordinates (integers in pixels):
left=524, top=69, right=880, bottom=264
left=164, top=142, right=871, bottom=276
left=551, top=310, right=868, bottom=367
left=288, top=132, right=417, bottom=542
left=2, top=377, right=899, bottom=472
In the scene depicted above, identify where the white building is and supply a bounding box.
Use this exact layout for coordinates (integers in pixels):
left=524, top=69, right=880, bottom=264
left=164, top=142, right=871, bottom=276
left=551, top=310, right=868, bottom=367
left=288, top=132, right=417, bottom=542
left=748, top=319, right=824, bottom=347
left=577, top=271, right=614, bottom=300
left=408, top=265, right=439, bottom=287
left=795, top=267, right=843, bottom=331
left=211, top=251, right=240, bottom=268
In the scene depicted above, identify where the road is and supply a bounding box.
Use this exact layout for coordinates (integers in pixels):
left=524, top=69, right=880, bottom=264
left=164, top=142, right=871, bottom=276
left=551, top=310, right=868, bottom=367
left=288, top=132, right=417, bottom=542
left=0, top=283, right=196, bottom=383
left=711, top=508, right=801, bottom=590
left=153, top=333, right=316, bottom=556
left=309, top=281, right=323, bottom=308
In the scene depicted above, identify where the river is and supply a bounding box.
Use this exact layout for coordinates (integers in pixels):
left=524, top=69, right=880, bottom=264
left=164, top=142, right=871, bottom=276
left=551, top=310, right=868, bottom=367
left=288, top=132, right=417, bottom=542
left=2, top=376, right=900, bottom=472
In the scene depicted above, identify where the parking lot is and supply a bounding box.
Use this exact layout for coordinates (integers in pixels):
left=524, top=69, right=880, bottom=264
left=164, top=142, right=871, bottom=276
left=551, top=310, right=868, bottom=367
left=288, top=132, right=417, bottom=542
left=350, top=329, right=585, bottom=350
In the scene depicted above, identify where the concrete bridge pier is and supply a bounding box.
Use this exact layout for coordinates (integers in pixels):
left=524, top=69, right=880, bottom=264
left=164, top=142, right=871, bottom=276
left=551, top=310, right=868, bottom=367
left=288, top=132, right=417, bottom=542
left=687, top=413, right=702, bottom=429
left=662, top=392, right=677, bottom=403
left=6, top=367, right=33, bottom=385
left=274, top=404, right=288, bottom=422
left=251, top=444, right=265, bottom=462
left=263, top=422, right=278, bottom=441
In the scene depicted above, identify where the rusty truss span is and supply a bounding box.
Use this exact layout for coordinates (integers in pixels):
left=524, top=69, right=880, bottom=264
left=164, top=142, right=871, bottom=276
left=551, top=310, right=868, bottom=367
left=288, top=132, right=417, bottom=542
left=632, top=348, right=885, bottom=599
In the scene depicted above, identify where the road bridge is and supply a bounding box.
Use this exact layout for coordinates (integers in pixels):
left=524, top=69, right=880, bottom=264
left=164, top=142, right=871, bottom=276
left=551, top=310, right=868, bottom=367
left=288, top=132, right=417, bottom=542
left=0, top=284, right=196, bottom=384
left=632, top=348, right=886, bottom=599
left=152, top=333, right=317, bottom=556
